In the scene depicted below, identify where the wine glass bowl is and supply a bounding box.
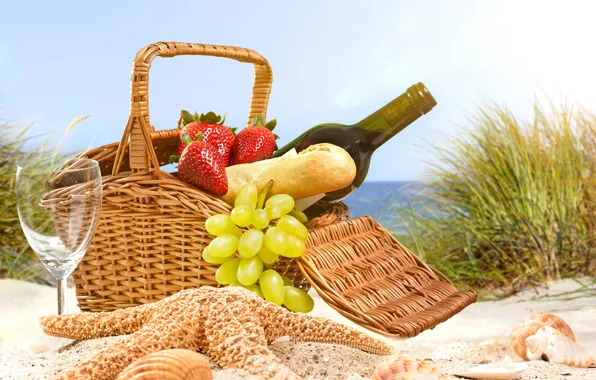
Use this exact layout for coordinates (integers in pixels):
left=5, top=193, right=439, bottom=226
left=15, top=157, right=102, bottom=314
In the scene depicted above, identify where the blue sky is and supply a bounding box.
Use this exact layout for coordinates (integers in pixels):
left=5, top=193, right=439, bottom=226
left=2, top=0, right=595, bottom=181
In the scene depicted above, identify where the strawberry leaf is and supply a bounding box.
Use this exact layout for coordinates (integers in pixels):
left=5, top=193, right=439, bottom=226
left=180, top=110, right=195, bottom=126
left=273, top=133, right=280, bottom=140
left=220, top=112, right=227, bottom=125
left=195, top=132, right=203, bottom=142
left=230, top=127, right=238, bottom=135
left=265, top=119, right=277, bottom=131
left=170, top=155, right=180, bottom=163
left=181, top=132, right=192, bottom=146
left=251, top=114, right=267, bottom=127
left=200, top=111, right=223, bottom=124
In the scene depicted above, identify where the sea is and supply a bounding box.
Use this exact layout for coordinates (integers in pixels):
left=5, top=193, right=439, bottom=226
left=342, top=181, right=427, bottom=233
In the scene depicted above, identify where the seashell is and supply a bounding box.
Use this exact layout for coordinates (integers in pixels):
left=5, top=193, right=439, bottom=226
left=525, top=326, right=595, bottom=368
left=453, top=355, right=527, bottom=380
left=117, top=349, right=213, bottom=380
left=430, top=342, right=487, bottom=363
left=371, top=356, right=446, bottom=380
left=525, top=312, right=576, bottom=341
left=510, top=312, right=575, bottom=360
left=478, top=339, right=506, bottom=357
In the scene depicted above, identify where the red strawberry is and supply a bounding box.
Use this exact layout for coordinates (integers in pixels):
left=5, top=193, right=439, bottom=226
left=173, top=132, right=228, bottom=196
left=230, top=114, right=278, bottom=165
left=177, top=111, right=236, bottom=165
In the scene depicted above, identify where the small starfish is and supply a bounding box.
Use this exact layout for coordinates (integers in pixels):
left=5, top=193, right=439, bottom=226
left=41, top=286, right=391, bottom=379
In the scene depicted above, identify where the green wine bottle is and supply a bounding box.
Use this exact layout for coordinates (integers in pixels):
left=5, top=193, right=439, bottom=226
left=273, top=82, right=437, bottom=202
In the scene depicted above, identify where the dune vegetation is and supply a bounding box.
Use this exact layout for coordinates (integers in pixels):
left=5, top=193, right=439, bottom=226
left=0, top=121, right=61, bottom=284
left=393, top=99, right=595, bottom=297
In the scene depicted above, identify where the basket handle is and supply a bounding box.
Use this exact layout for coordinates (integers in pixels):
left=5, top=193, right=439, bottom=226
left=113, top=42, right=273, bottom=176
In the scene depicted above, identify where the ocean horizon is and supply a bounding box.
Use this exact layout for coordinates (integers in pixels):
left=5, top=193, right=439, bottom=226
left=342, top=181, right=427, bottom=232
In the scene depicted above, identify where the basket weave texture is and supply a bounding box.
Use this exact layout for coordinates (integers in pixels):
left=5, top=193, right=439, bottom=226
left=65, top=42, right=315, bottom=312
left=298, top=216, right=477, bottom=338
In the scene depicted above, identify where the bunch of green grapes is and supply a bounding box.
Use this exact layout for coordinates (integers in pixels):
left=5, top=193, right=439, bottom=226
left=203, top=182, right=314, bottom=313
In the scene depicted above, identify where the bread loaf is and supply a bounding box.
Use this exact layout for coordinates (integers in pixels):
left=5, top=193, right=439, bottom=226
left=221, top=143, right=356, bottom=205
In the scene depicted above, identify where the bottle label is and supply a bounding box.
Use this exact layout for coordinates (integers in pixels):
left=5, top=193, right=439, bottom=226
left=380, top=92, right=422, bottom=128
left=294, top=193, right=326, bottom=211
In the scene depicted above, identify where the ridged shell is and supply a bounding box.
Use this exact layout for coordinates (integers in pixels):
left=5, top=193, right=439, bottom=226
left=117, top=349, right=213, bottom=380
left=510, top=312, right=575, bottom=360
left=526, top=326, right=595, bottom=368
left=371, top=356, right=446, bottom=380
left=453, top=355, right=528, bottom=380
left=526, top=312, right=576, bottom=341
left=430, top=342, right=487, bottom=363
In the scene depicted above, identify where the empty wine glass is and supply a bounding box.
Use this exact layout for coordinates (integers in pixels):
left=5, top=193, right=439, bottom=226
left=15, top=157, right=102, bottom=315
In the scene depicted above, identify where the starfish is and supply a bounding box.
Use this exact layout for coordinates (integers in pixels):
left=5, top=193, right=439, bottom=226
left=41, top=286, right=391, bottom=379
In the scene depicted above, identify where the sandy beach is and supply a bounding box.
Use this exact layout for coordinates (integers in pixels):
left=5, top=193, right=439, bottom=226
left=0, top=278, right=594, bottom=379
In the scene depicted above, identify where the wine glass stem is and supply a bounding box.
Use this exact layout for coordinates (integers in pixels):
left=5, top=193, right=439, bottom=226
left=57, top=277, right=68, bottom=315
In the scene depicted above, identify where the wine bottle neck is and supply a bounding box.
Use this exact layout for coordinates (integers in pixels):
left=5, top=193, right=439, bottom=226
left=355, top=83, right=437, bottom=149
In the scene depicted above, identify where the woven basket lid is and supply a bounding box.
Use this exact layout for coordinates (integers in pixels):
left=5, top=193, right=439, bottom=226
left=298, top=216, right=477, bottom=338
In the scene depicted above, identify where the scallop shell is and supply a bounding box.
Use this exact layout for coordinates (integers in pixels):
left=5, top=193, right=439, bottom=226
left=117, top=349, right=213, bottom=380
left=510, top=312, right=575, bottom=360
left=525, top=326, right=595, bottom=368
left=430, top=342, right=487, bottom=363
left=453, top=355, right=528, bottom=380
left=371, top=356, right=446, bottom=380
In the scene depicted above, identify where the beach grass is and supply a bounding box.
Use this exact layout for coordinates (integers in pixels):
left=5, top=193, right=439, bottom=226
left=0, top=120, right=65, bottom=284
left=392, top=99, right=595, bottom=296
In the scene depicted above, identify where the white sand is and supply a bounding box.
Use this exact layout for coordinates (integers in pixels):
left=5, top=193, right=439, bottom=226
left=0, top=278, right=594, bottom=379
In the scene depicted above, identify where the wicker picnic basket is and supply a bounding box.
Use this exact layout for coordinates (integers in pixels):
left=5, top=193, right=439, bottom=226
left=65, top=42, right=325, bottom=312
left=48, top=41, right=476, bottom=338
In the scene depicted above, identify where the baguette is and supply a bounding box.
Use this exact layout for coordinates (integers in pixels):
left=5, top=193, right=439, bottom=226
left=221, top=143, right=356, bottom=205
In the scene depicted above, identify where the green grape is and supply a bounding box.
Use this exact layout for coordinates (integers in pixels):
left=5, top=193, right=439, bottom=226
left=259, top=270, right=285, bottom=306
left=277, top=215, right=309, bottom=241
left=283, top=286, right=314, bottom=313
left=265, top=206, right=283, bottom=221
left=202, top=246, right=234, bottom=264
left=254, top=286, right=265, bottom=299
left=238, top=229, right=264, bottom=258
left=235, top=183, right=258, bottom=208
left=231, top=205, right=254, bottom=227
left=264, top=227, right=289, bottom=254
left=251, top=209, right=270, bottom=230
left=231, top=225, right=243, bottom=239
left=209, top=234, right=238, bottom=258
left=288, top=209, right=308, bottom=224
left=281, top=275, right=294, bottom=287
left=205, top=214, right=236, bottom=236
left=263, top=262, right=276, bottom=269
left=281, top=234, right=306, bottom=258
left=257, top=245, right=279, bottom=265
left=230, top=281, right=242, bottom=287
left=245, top=284, right=265, bottom=299
left=265, top=194, right=295, bottom=215
left=237, top=256, right=264, bottom=286
left=215, top=258, right=241, bottom=285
